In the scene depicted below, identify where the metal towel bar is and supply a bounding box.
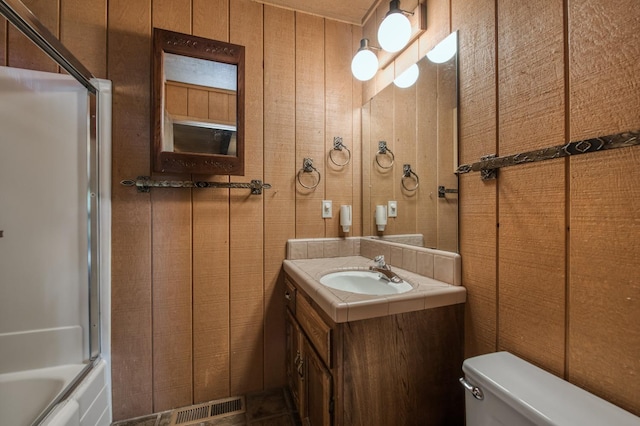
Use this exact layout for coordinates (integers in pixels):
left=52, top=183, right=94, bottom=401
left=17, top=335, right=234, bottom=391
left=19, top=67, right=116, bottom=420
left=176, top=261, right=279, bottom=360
left=121, top=177, right=272, bottom=194
left=456, top=129, right=639, bottom=180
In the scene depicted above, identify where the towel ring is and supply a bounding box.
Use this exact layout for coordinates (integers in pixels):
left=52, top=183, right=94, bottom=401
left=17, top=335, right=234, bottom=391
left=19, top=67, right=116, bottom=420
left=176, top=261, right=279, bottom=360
left=375, top=141, right=395, bottom=169
left=297, top=158, right=321, bottom=189
left=401, top=164, right=419, bottom=191
left=329, top=137, right=351, bottom=166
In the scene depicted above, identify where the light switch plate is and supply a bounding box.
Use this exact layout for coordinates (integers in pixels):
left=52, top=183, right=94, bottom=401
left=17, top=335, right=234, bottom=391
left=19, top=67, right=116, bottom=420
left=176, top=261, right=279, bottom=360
left=388, top=201, right=398, bottom=217
left=322, top=200, right=332, bottom=218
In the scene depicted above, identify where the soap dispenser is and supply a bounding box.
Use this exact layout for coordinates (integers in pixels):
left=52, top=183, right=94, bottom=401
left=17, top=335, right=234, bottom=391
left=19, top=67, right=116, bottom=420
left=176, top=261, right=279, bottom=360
left=340, top=205, right=352, bottom=233
left=375, top=205, right=387, bottom=232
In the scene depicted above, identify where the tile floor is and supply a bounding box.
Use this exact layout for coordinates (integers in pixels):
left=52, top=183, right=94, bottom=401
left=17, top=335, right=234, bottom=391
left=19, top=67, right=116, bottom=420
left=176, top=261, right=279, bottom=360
left=111, top=388, right=301, bottom=426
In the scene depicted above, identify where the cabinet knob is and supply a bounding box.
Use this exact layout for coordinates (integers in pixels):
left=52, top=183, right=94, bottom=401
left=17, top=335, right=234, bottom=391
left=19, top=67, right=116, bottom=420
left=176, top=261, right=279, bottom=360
left=285, top=290, right=291, bottom=300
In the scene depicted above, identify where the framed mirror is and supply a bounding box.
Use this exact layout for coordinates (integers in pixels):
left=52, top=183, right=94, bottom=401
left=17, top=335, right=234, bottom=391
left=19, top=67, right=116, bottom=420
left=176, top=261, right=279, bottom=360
left=362, top=32, right=458, bottom=252
left=153, top=28, right=245, bottom=175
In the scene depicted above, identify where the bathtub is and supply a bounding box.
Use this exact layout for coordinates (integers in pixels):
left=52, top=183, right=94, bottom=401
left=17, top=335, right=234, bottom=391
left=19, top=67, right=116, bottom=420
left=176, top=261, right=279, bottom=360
left=0, top=364, right=84, bottom=426
left=0, top=360, right=110, bottom=426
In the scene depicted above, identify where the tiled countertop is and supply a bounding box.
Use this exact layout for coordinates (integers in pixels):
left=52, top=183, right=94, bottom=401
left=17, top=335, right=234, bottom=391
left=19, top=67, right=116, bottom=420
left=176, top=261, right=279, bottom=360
left=283, top=256, right=466, bottom=323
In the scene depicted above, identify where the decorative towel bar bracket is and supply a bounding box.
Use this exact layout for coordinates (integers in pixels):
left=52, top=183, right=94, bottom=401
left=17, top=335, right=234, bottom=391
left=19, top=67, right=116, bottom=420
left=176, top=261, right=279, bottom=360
left=456, top=130, right=639, bottom=180
left=121, top=176, right=272, bottom=195
left=438, top=186, right=458, bottom=198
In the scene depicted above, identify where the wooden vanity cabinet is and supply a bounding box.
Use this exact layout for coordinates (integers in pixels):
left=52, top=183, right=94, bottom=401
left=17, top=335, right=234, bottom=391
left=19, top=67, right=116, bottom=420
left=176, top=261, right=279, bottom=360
left=284, top=273, right=464, bottom=426
left=285, top=276, right=333, bottom=426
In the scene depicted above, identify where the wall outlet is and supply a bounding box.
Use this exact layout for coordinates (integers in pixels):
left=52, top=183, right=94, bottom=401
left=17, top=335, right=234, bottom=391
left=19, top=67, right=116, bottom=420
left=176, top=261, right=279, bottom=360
left=322, top=200, right=332, bottom=218
left=388, top=201, right=398, bottom=217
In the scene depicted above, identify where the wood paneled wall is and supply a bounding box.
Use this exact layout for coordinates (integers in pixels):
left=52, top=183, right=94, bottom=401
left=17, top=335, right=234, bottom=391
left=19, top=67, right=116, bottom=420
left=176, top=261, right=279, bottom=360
left=451, top=0, right=640, bottom=417
left=3, top=0, right=639, bottom=420
left=2, top=0, right=361, bottom=421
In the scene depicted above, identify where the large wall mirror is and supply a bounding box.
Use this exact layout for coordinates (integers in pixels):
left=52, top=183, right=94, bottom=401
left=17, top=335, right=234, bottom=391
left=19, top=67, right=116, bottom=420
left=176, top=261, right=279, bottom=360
left=362, top=32, right=458, bottom=252
left=153, top=28, right=245, bottom=175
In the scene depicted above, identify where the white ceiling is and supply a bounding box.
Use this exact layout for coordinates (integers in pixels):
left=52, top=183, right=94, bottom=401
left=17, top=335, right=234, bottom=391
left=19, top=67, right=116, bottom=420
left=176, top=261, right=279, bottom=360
left=252, top=0, right=382, bottom=26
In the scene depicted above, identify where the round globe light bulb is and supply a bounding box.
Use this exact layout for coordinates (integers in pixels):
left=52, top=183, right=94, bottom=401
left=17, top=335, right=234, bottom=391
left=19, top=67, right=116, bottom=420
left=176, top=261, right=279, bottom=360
left=378, top=12, right=411, bottom=53
left=426, top=32, right=457, bottom=64
left=351, top=48, right=378, bottom=81
left=394, top=63, right=419, bottom=88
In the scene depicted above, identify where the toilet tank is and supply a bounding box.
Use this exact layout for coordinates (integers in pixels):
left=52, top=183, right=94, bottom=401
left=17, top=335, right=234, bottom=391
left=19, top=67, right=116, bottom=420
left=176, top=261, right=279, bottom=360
left=461, top=352, right=640, bottom=426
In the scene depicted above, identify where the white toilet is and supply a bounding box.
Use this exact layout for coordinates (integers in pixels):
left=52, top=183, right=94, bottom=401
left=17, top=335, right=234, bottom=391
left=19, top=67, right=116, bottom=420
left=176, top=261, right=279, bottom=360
left=461, top=351, right=640, bottom=425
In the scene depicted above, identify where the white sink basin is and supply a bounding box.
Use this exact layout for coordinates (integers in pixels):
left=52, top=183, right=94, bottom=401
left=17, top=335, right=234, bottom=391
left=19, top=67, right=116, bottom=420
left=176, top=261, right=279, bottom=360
left=319, top=270, right=413, bottom=295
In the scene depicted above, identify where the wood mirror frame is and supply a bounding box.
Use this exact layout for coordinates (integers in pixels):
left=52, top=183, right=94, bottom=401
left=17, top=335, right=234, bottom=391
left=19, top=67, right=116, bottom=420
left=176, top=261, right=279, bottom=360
left=152, top=28, right=245, bottom=175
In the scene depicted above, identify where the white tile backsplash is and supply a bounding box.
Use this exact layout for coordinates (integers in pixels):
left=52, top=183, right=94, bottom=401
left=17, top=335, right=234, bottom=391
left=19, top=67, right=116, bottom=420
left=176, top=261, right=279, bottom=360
left=286, top=236, right=461, bottom=286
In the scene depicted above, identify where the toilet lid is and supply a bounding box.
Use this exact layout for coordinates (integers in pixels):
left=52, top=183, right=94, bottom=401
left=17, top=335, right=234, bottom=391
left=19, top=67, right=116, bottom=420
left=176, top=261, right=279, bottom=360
left=462, top=352, right=640, bottom=426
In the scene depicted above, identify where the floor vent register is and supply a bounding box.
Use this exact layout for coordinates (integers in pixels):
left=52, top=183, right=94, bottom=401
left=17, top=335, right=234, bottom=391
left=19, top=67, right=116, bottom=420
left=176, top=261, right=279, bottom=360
left=169, top=396, right=245, bottom=425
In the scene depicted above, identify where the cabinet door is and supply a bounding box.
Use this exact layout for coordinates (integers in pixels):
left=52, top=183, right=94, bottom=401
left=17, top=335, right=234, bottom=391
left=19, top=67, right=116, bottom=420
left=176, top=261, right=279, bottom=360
left=286, top=312, right=305, bottom=413
left=304, top=339, right=332, bottom=426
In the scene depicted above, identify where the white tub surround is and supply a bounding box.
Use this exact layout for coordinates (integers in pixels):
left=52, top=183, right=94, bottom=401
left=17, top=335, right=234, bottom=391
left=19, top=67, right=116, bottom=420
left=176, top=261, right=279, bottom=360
left=0, top=364, right=85, bottom=426
left=40, top=359, right=110, bottom=426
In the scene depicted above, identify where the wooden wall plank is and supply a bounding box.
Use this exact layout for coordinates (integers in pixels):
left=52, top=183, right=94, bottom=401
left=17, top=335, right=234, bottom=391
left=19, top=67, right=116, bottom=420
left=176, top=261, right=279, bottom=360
left=187, top=87, right=209, bottom=119
left=416, top=59, right=438, bottom=247
left=351, top=28, right=363, bottom=237
left=568, top=0, right=640, bottom=140
left=498, top=162, right=566, bottom=376
left=107, top=0, right=153, bottom=420
left=361, top=101, right=372, bottom=234
left=498, top=0, right=564, bottom=153
left=60, top=0, right=107, bottom=78
left=452, top=0, right=495, bottom=164
left=569, top=148, right=640, bottom=416
left=394, top=84, right=418, bottom=235
left=152, top=0, right=191, bottom=32
left=193, top=0, right=228, bottom=41
left=165, top=83, right=188, bottom=115
left=208, top=91, right=230, bottom=122
left=191, top=0, right=231, bottom=403
left=496, top=0, right=566, bottom=375
left=150, top=0, right=193, bottom=412
left=451, top=0, right=497, bottom=358
left=568, top=0, right=640, bottom=416
left=325, top=20, right=355, bottom=238
left=295, top=13, right=325, bottom=238
left=263, top=4, right=295, bottom=389
left=418, top=0, right=451, bottom=57
left=192, top=184, right=231, bottom=403
left=0, top=18, right=6, bottom=65
left=436, top=58, right=459, bottom=252
left=458, top=175, right=498, bottom=356
left=361, top=15, right=376, bottom=103
left=8, top=0, right=58, bottom=72
left=229, top=0, right=264, bottom=395
left=151, top=187, right=193, bottom=411
left=368, top=84, right=394, bottom=236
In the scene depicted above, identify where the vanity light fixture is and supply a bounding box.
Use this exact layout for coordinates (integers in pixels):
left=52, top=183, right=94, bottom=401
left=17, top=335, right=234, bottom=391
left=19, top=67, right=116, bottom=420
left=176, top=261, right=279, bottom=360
left=351, top=2, right=426, bottom=82
left=426, top=31, right=457, bottom=63
left=351, top=38, right=380, bottom=81
left=394, top=63, right=419, bottom=88
left=378, top=0, right=413, bottom=53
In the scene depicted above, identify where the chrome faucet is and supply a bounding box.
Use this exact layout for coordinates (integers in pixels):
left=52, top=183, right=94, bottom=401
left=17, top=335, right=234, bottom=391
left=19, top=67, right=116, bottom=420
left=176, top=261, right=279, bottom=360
left=370, top=255, right=403, bottom=283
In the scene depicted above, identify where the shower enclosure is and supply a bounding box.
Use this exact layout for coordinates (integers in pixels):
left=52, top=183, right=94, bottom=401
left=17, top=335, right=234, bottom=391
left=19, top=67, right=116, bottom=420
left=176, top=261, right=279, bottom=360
left=0, top=0, right=111, bottom=425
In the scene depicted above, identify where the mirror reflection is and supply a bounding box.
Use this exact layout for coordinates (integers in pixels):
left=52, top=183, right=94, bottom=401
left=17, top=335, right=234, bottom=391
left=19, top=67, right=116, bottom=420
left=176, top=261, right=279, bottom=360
left=163, top=53, right=237, bottom=156
left=362, top=32, right=458, bottom=252
left=153, top=28, right=245, bottom=175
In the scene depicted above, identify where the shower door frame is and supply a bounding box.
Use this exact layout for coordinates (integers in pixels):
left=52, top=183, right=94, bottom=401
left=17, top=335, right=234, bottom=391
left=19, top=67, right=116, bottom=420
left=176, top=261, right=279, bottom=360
left=0, top=0, right=105, bottom=423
